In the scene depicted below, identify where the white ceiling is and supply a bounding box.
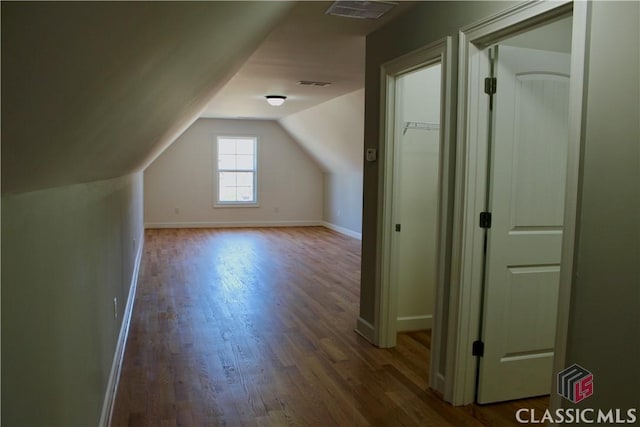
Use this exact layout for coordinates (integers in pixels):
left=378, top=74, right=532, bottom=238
left=1, top=1, right=414, bottom=194
left=200, top=1, right=415, bottom=120
left=2, top=2, right=295, bottom=194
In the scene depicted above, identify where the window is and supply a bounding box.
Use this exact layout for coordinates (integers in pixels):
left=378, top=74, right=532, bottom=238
left=215, top=136, right=258, bottom=205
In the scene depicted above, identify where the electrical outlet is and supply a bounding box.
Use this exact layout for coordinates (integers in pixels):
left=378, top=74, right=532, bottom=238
left=175, top=207, right=180, bottom=215
left=113, top=297, right=118, bottom=320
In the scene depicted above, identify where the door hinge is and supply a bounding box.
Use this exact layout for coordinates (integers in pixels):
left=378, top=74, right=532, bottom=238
left=479, top=212, right=492, bottom=229
left=484, top=77, right=497, bottom=95
left=472, top=340, right=485, bottom=357
left=395, top=224, right=401, bottom=232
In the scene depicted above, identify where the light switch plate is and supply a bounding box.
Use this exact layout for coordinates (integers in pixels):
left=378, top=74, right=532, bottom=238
left=366, top=148, right=377, bottom=162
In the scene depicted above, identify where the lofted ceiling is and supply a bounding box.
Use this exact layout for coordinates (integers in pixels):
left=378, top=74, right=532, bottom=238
left=200, top=1, right=415, bottom=120
left=1, top=1, right=295, bottom=194
left=1, top=1, right=415, bottom=194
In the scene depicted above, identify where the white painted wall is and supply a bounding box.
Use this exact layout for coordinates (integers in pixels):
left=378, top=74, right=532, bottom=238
left=402, top=65, right=442, bottom=124
left=1, top=172, right=144, bottom=426
left=280, top=89, right=364, bottom=174
left=280, top=89, right=364, bottom=236
left=144, top=118, right=323, bottom=227
left=395, top=65, right=441, bottom=331
left=501, top=16, right=572, bottom=53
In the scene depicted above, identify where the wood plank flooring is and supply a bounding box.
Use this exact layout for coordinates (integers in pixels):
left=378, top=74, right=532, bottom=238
left=111, top=227, right=547, bottom=426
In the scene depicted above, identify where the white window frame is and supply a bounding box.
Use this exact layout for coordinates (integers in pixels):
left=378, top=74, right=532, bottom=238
left=214, top=135, right=259, bottom=207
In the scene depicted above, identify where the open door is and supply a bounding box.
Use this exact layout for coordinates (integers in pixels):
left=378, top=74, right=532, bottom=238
left=477, top=45, right=570, bottom=404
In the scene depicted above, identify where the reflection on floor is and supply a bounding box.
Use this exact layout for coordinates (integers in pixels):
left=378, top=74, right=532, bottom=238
left=112, top=227, right=548, bottom=426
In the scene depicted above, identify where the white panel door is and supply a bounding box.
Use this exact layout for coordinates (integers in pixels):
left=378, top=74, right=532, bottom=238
left=477, top=45, right=570, bottom=404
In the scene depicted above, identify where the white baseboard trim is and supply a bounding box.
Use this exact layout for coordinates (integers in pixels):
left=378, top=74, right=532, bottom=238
left=145, top=220, right=323, bottom=229
left=355, top=317, right=376, bottom=344
left=396, top=315, right=433, bottom=332
left=321, top=221, right=362, bottom=240
left=99, top=231, right=144, bottom=427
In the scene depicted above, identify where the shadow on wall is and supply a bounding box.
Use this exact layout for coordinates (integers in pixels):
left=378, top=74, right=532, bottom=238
left=280, top=89, right=365, bottom=235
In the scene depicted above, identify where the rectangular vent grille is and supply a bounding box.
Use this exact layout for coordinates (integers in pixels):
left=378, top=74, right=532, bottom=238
left=297, top=80, right=332, bottom=87
left=325, top=1, right=397, bottom=20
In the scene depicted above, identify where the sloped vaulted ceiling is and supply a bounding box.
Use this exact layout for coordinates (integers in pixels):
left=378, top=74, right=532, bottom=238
left=1, top=1, right=294, bottom=194
left=279, top=89, right=364, bottom=175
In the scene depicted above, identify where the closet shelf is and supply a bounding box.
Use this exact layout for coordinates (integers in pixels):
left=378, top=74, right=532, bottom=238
left=403, top=121, right=440, bottom=135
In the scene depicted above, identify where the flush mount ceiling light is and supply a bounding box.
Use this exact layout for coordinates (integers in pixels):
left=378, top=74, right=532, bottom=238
left=325, top=1, right=397, bottom=20
left=265, top=95, right=287, bottom=106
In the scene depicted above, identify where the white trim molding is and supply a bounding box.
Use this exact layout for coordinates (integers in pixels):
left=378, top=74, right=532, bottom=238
left=396, top=315, right=433, bottom=332
left=100, top=230, right=145, bottom=427
left=213, top=135, right=259, bottom=207
left=375, top=37, right=455, bottom=400
left=321, top=221, right=362, bottom=240
left=449, top=0, right=585, bottom=407
left=145, top=220, right=323, bottom=229
left=549, top=1, right=591, bottom=419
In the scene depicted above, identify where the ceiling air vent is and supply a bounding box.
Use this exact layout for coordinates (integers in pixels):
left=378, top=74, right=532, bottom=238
left=325, top=1, right=397, bottom=20
left=298, top=80, right=332, bottom=87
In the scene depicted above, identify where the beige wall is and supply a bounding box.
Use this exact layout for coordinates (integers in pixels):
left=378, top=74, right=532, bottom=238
left=360, top=0, right=516, bottom=327
left=1, top=172, right=144, bottom=426
left=564, top=0, right=639, bottom=410
left=362, top=0, right=639, bottom=410
left=280, top=89, right=364, bottom=175
left=280, top=89, right=365, bottom=235
left=144, top=118, right=323, bottom=227
left=323, top=172, right=363, bottom=235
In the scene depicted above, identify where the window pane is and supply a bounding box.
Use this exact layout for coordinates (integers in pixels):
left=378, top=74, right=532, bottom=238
left=219, top=172, right=237, bottom=187
left=218, top=154, right=236, bottom=170
left=236, top=172, right=253, bottom=186
left=236, top=139, right=254, bottom=155
left=219, top=185, right=237, bottom=202
left=216, top=137, right=257, bottom=204
left=236, top=155, right=254, bottom=170
left=237, top=186, right=254, bottom=202
left=218, top=139, right=236, bottom=154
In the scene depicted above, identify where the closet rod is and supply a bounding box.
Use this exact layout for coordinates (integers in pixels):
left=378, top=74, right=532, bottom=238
left=403, top=121, right=440, bottom=135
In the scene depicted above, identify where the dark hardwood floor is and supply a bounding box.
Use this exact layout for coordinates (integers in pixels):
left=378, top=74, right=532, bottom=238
left=111, top=227, right=547, bottom=426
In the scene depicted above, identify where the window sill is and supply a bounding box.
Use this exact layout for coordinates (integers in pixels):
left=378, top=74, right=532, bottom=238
left=214, top=203, right=260, bottom=209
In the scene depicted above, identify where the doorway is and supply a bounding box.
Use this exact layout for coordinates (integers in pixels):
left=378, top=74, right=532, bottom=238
left=377, top=37, right=455, bottom=394
left=392, top=64, right=441, bottom=336
left=449, top=0, right=588, bottom=407
left=477, top=17, right=572, bottom=404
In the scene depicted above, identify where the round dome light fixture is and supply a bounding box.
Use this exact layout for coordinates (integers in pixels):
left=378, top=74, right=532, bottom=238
left=265, top=95, right=287, bottom=106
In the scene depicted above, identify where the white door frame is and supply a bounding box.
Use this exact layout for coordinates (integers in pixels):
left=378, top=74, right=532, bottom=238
left=376, top=36, right=454, bottom=393
left=448, top=0, right=589, bottom=406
